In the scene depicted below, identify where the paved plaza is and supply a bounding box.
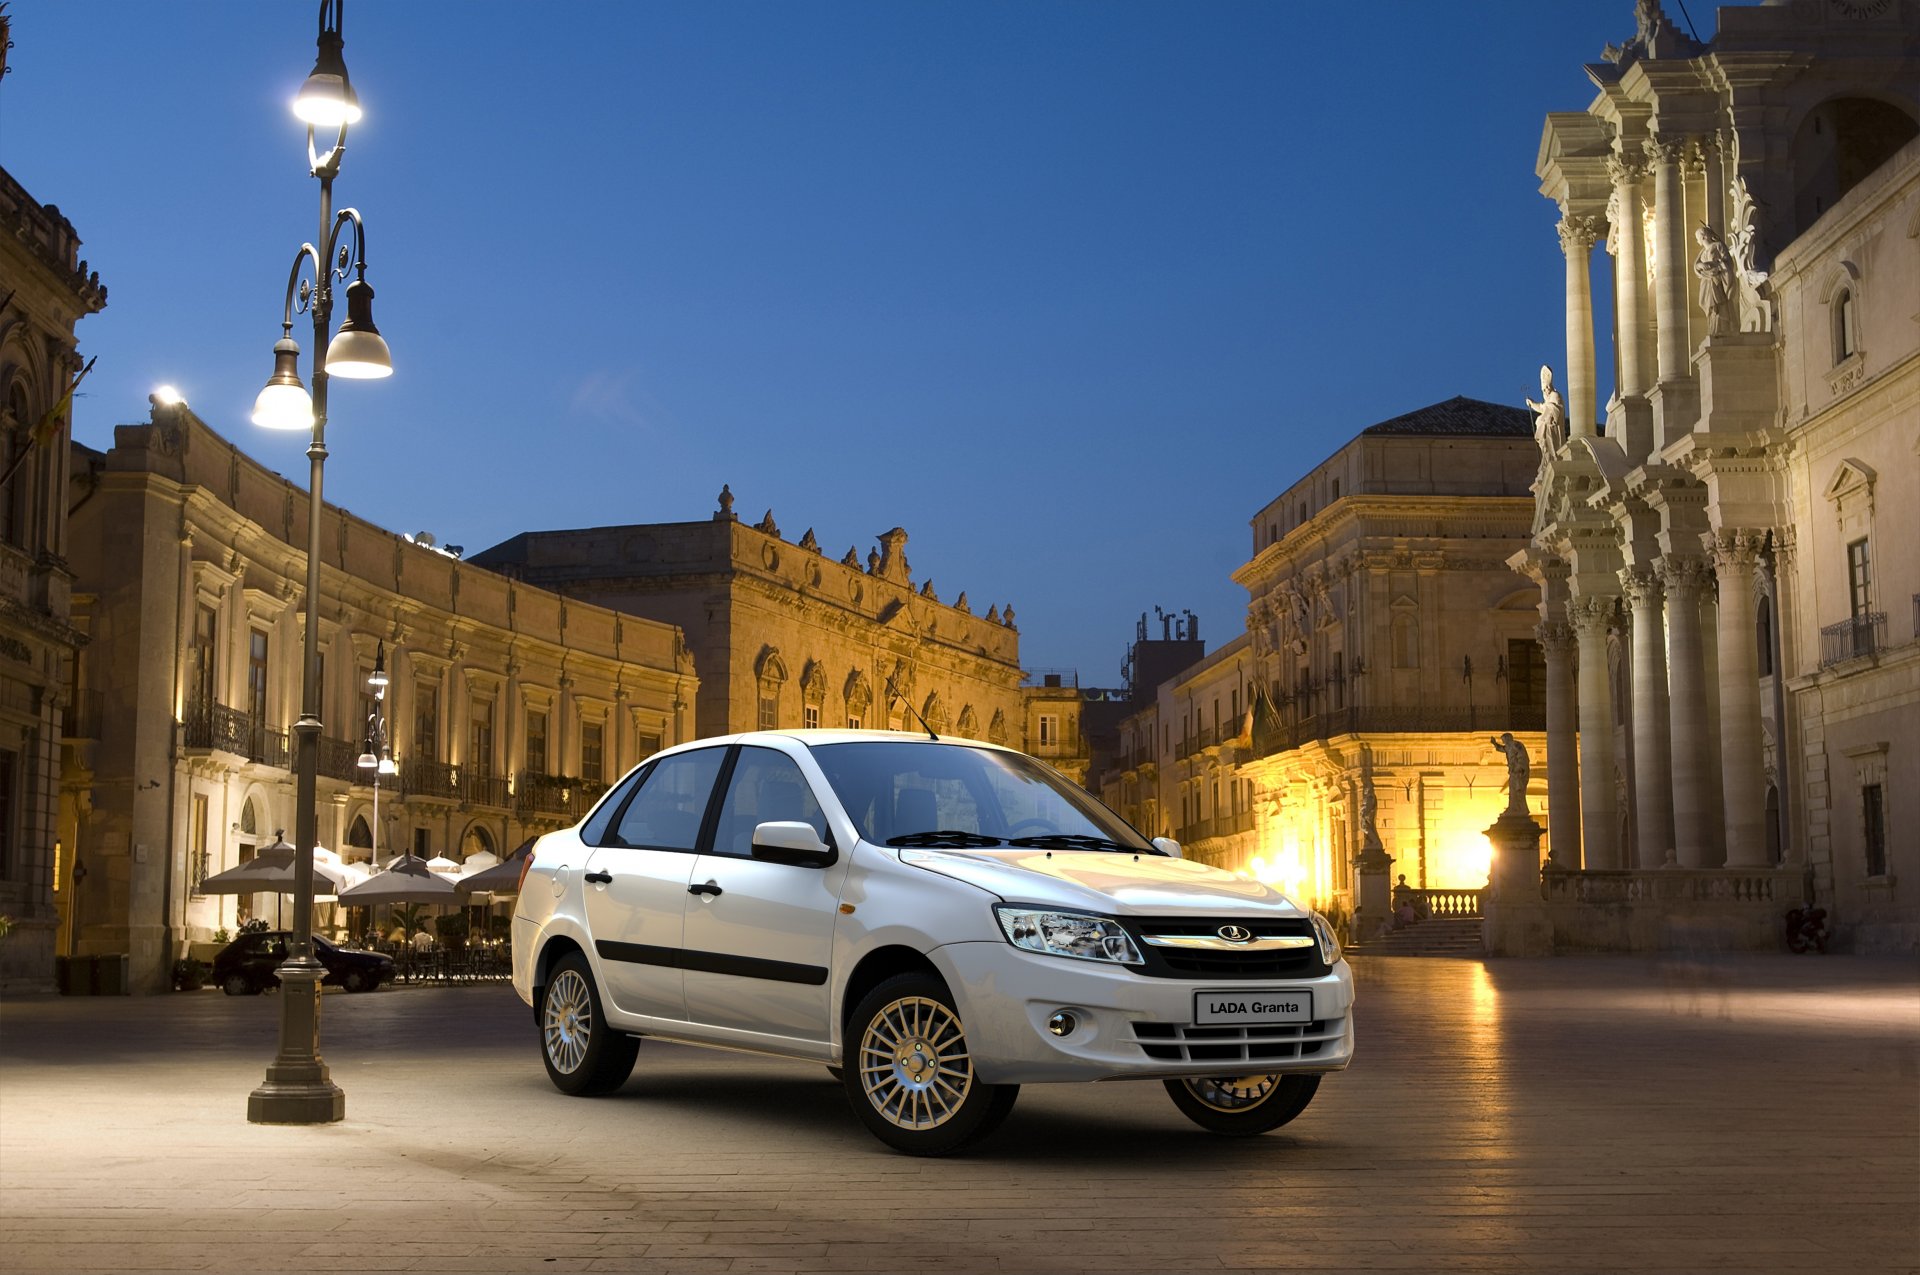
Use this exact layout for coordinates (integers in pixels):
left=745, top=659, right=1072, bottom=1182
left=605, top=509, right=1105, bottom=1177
left=1, top=954, right=1915, bottom=1275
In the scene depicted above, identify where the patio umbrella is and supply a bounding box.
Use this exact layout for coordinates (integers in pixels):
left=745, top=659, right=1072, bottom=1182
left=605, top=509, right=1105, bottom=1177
left=335, top=854, right=460, bottom=905
left=197, top=838, right=343, bottom=927
left=455, top=846, right=531, bottom=896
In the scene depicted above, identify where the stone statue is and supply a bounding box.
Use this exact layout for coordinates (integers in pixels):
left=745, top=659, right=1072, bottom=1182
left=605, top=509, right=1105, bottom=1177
left=1525, top=365, right=1567, bottom=455
left=1694, top=225, right=1738, bottom=335
left=716, top=484, right=735, bottom=519
left=1490, top=732, right=1530, bottom=815
left=1359, top=776, right=1380, bottom=848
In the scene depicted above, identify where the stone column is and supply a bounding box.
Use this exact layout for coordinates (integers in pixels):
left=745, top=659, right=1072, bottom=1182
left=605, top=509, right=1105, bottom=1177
left=1538, top=620, right=1580, bottom=870
left=1558, top=213, right=1602, bottom=438
left=1662, top=557, right=1715, bottom=867
left=1608, top=151, right=1653, bottom=400
left=1570, top=595, right=1621, bottom=871
left=1646, top=134, right=1691, bottom=384
left=1483, top=809, right=1551, bottom=957
left=1711, top=530, right=1770, bottom=867
left=1620, top=568, right=1676, bottom=866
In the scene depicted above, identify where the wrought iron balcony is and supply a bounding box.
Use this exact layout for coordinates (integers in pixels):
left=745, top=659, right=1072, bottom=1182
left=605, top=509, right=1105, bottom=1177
left=181, top=701, right=290, bottom=768
left=1819, top=612, right=1886, bottom=668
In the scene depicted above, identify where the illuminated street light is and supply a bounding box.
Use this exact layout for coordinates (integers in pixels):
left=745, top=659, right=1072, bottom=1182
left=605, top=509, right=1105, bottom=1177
left=247, top=0, right=392, bottom=1126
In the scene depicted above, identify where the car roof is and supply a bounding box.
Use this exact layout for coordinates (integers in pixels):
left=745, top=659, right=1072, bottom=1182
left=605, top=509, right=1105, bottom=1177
left=654, top=729, right=1016, bottom=754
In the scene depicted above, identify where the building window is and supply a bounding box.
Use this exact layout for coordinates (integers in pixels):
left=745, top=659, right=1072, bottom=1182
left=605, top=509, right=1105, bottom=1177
left=1847, top=538, right=1871, bottom=620
left=1756, top=598, right=1774, bottom=678
left=1039, top=714, right=1058, bottom=747
left=189, top=795, right=210, bottom=893
left=581, top=721, right=604, bottom=784
left=847, top=713, right=864, bottom=730
left=1862, top=783, right=1887, bottom=877
left=759, top=694, right=778, bottom=730
left=469, top=697, right=494, bottom=775
left=1, top=384, right=27, bottom=549
left=415, top=681, right=439, bottom=762
left=1508, top=638, right=1546, bottom=720
left=247, top=630, right=270, bottom=722
left=190, top=603, right=217, bottom=711
left=414, top=828, right=431, bottom=858
left=1331, top=652, right=1346, bottom=710
left=1834, top=288, right=1856, bottom=363
left=526, top=709, right=549, bottom=775
left=804, top=704, right=820, bottom=730
left=1392, top=613, right=1419, bottom=668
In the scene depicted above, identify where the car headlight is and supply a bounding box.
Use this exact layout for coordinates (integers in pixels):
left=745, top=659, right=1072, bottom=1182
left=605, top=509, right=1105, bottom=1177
left=994, top=906, right=1144, bottom=966
left=1309, top=911, right=1341, bottom=965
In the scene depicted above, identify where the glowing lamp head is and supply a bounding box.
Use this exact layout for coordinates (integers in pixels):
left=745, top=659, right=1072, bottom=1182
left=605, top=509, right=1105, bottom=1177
left=325, top=278, right=393, bottom=379
left=252, top=338, right=314, bottom=431
left=293, top=29, right=362, bottom=127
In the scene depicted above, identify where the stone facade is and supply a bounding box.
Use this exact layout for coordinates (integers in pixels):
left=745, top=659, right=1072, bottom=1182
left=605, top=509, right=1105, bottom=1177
left=62, top=401, right=693, bottom=993
left=471, top=499, right=1024, bottom=752
left=0, top=164, right=106, bottom=993
left=1521, top=0, right=1918, bottom=952
left=1107, top=398, right=1549, bottom=936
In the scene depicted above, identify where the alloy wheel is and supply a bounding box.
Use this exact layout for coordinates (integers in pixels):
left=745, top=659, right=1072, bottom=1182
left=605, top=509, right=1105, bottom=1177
left=544, top=967, right=594, bottom=1075
left=858, top=995, right=974, bottom=1130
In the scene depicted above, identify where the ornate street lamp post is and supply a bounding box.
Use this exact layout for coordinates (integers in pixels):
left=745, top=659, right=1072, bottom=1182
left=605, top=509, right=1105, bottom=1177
left=357, top=643, right=398, bottom=870
left=247, top=0, right=393, bottom=1125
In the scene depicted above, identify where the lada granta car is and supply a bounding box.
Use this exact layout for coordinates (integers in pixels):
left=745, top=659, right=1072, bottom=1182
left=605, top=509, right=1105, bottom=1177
left=511, top=730, right=1354, bottom=1155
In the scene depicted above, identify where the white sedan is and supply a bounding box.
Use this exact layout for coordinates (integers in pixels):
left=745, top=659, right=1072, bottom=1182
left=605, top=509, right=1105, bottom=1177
left=512, top=730, right=1354, bottom=1155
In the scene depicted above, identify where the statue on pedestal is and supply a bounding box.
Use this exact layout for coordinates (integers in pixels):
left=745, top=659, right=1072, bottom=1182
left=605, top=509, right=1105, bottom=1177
left=1693, top=225, right=1739, bottom=335
left=1490, top=731, right=1531, bottom=815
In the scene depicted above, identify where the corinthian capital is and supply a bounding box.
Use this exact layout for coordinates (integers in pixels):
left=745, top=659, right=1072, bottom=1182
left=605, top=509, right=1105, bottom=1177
left=1707, top=528, right=1768, bottom=572
left=1536, top=620, right=1575, bottom=655
left=1569, top=594, right=1617, bottom=635
left=1606, top=152, right=1649, bottom=187
left=1659, top=555, right=1713, bottom=596
left=1643, top=133, right=1686, bottom=167
left=1557, top=213, right=1602, bottom=255
left=1619, top=566, right=1665, bottom=608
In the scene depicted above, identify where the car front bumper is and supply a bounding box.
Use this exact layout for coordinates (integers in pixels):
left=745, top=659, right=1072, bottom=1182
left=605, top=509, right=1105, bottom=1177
left=930, top=940, right=1356, bottom=1086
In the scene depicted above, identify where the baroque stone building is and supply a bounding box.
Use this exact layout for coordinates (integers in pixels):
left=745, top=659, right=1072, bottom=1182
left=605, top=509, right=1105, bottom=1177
left=0, top=164, right=106, bottom=992
left=62, top=400, right=693, bottom=993
left=1107, top=398, right=1548, bottom=933
left=471, top=495, right=1025, bottom=751
left=1518, top=0, right=1918, bottom=952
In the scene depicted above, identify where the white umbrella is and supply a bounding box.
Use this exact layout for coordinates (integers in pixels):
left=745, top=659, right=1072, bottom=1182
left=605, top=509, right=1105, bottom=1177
left=337, top=854, right=461, bottom=904
left=424, top=855, right=463, bottom=875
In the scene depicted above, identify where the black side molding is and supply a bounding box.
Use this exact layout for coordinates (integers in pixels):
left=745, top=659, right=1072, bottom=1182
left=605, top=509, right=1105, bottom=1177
left=595, top=940, right=828, bottom=987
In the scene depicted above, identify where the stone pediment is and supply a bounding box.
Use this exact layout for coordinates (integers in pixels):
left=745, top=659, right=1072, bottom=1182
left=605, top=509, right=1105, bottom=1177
left=875, top=599, right=913, bottom=631
left=1822, top=458, right=1876, bottom=505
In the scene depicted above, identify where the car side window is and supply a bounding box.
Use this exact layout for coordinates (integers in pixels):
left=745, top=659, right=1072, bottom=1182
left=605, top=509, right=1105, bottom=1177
left=581, top=764, right=651, bottom=846
left=607, top=748, right=726, bottom=852
left=710, top=747, right=829, bottom=858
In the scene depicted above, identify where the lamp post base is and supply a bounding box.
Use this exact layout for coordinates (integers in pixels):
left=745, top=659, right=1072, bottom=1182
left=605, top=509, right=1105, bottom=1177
left=246, top=961, right=345, bottom=1124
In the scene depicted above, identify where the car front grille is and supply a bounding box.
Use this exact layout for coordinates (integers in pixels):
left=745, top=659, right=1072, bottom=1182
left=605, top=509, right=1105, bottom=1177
left=1130, top=1018, right=1343, bottom=1065
left=1124, top=916, right=1327, bottom=980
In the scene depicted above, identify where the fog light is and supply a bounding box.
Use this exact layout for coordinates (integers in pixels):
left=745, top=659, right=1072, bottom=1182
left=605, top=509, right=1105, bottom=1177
left=1046, top=1011, right=1077, bottom=1037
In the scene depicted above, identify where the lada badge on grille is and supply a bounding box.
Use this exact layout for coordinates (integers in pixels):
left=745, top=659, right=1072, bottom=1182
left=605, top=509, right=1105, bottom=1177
left=1217, top=925, right=1253, bottom=943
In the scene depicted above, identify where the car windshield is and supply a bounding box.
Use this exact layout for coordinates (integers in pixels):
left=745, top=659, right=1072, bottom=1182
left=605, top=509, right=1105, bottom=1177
left=808, top=740, right=1153, bottom=852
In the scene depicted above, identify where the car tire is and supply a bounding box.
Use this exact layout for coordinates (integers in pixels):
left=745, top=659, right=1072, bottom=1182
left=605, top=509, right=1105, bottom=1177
left=343, top=970, right=371, bottom=993
left=221, top=973, right=254, bottom=997
left=1163, top=1073, right=1319, bottom=1135
left=842, top=973, right=1017, bottom=1156
left=539, top=952, right=639, bottom=1097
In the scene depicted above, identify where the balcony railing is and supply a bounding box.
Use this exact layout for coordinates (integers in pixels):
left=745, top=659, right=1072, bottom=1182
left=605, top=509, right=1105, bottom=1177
left=182, top=702, right=290, bottom=768
left=515, top=771, right=608, bottom=821
left=1819, top=612, right=1886, bottom=668
left=320, top=735, right=362, bottom=783
left=64, top=689, right=104, bottom=741
left=1253, top=704, right=1546, bottom=759
left=459, top=770, right=512, bottom=809
left=402, top=758, right=460, bottom=800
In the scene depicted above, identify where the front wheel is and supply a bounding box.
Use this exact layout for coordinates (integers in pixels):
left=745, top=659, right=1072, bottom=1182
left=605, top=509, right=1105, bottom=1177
left=843, top=973, right=1017, bottom=1156
left=343, top=969, right=372, bottom=993
left=221, top=973, right=254, bottom=997
left=540, top=952, right=639, bottom=1097
left=1164, top=1073, right=1320, bottom=1135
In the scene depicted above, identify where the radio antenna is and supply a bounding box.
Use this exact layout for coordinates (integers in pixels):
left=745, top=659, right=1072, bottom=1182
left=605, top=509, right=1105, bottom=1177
left=884, top=671, right=938, bottom=740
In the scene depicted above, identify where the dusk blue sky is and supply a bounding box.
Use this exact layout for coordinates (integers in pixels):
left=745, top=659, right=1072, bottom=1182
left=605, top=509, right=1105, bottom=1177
left=0, top=1, right=1753, bottom=682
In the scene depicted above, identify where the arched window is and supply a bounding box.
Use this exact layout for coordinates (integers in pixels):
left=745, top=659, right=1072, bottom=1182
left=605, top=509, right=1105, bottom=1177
left=800, top=660, right=826, bottom=730
left=1, top=382, right=28, bottom=550
left=957, top=704, right=978, bottom=739
left=1834, top=288, right=1857, bottom=364
left=844, top=671, right=872, bottom=731
left=987, top=708, right=1008, bottom=745
left=755, top=648, right=788, bottom=730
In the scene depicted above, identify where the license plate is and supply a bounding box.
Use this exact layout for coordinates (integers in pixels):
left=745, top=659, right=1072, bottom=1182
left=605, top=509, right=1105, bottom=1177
left=1193, top=989, right=1312, bottom=1025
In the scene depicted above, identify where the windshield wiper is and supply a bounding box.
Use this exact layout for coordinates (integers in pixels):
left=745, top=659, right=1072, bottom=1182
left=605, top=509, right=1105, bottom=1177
left=886, top=830, right=1005, bottom=849
left=1007, top=834, right=1138, bottom=852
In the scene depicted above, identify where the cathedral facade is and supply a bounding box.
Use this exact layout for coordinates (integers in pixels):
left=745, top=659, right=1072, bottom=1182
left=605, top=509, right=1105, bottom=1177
left=1520, top=0, right=1918, bottom=951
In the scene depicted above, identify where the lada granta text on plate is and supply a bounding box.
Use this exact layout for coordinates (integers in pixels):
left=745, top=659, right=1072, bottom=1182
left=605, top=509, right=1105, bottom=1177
left=510, top=730, right=1355, bottom=1155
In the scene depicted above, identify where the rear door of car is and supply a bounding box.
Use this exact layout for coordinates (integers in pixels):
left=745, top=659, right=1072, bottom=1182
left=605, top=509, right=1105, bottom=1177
left=580, top=747, right=727, bottom=1023
left=680, top=744, right=850, bottom=1044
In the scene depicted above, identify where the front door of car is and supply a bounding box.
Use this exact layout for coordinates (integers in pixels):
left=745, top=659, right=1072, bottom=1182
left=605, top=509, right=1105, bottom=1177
left=581, top=746, right=727, bottom=1023
left=681, top=745, right=848, bottom=1043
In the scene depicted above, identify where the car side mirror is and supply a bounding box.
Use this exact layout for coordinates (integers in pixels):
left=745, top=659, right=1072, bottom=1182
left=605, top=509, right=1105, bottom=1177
left=751, top=820, right=836, bottom=868
left=1151, top=837, right=1184, bottom=859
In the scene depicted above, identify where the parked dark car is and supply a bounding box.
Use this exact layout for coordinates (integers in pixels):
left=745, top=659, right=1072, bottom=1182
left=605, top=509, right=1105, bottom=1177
left=211, top=931, right=395, bottom=996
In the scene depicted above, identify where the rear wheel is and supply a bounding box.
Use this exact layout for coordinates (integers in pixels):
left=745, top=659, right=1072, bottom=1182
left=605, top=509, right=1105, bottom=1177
left=343, top=969, right=372, bottom=993
left=1164, top=1073, right=1319, bottom=1135
left=540, top=952, right=639, bottom=1097
left=843, top=973, right=1017, bottom=1156
left=221, top=973, right=254, bottom=997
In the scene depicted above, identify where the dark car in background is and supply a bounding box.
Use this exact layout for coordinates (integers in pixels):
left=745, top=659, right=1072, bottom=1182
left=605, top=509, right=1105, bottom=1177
left=211, top=931, right=395, bottom=996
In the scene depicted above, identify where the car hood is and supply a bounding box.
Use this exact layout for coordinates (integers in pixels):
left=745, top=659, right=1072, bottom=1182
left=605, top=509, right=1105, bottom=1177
left=897, top=847, right=1307, bottom=916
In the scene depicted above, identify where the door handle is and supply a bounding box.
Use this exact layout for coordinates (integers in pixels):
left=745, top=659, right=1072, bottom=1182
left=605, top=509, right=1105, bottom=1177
left=688, top=880, right=723, bottom=898
left=583, top=870, right=612, bottom=885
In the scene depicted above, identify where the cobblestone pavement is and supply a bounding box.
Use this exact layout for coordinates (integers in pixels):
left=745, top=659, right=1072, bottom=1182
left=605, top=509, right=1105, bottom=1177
left=2, top=954, right=1915, bottom=1275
